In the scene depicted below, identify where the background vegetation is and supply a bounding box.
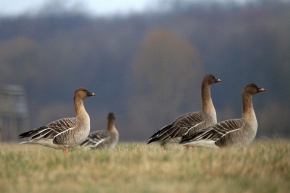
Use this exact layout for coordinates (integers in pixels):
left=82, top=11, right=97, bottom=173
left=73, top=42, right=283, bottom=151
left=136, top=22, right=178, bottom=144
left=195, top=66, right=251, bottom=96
left=0, top=141, right=289, bottom=193
left=0, top=0, right=290, bottom=141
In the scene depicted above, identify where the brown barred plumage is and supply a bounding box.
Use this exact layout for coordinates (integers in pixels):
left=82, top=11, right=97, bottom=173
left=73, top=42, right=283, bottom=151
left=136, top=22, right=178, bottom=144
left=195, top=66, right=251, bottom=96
left=80, top=112, right=119, bottom=149
left=147, top=75, right=221, bottom=146
left=180, top=83, right=265, bottom=148
left=19, top=88, right=95, bottom=152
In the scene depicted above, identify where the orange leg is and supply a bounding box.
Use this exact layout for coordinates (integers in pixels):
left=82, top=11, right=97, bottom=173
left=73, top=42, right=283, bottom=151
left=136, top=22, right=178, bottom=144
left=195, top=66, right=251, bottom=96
left=186, top=146, right=189, bottom=150
left=62, top=148, right=69, bottom=153
left=160, top=142, right=166, bottom=147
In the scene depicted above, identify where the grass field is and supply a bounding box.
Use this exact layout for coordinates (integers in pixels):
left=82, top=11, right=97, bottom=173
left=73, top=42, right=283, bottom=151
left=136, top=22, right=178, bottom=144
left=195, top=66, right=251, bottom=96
left=0, top=140, right=289, bottom=193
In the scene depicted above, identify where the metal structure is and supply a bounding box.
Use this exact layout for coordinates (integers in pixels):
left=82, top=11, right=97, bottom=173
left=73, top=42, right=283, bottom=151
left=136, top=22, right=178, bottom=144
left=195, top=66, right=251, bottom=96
left=0, top=85, right=29, bottom=142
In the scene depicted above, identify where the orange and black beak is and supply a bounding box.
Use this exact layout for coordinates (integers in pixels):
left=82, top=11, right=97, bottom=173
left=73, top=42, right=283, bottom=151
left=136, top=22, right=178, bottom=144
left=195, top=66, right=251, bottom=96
left=259, top=87, right=266, bottom=92
left=87, top=91, right=96, bottom=96
left=215, top=78, right=221, bottom=83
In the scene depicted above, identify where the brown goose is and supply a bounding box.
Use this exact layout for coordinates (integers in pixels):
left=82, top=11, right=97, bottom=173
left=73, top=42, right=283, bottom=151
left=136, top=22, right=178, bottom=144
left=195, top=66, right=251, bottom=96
left=19, top=88, right=95, bottom=153
left=180, top=83, right=265, bottom=148
left=147, top=74, right=221, bottom=146
left=80, top=112, right=119, bottom=149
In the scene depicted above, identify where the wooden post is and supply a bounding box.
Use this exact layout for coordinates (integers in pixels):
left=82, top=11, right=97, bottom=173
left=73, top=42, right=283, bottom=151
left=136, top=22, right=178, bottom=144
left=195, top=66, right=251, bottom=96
left=0, top=85, right=29, bottom=142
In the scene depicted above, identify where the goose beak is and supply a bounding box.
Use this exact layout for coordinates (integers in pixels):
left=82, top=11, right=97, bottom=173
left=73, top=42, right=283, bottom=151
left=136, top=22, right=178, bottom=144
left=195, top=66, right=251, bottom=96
left=88, top=91, right=96, bottom=96
left=215, top=78, right=221, bottom=83
left=259, top=88, right=266, bottom=92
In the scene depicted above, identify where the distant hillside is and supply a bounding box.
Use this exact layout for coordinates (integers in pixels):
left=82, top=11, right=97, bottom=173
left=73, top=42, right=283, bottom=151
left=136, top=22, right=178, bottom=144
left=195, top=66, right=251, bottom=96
left=0, top=0, right=289, bottom=141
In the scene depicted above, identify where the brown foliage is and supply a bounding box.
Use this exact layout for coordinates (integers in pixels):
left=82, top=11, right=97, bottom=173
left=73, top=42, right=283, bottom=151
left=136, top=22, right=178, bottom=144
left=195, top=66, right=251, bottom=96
left=130, top=29, right=204, bottom=138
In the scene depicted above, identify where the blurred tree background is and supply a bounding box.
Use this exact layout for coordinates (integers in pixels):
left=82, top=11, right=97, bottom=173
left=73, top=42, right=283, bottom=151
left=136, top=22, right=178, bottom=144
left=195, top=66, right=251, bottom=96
left=0, top=0, right=289, bottom=141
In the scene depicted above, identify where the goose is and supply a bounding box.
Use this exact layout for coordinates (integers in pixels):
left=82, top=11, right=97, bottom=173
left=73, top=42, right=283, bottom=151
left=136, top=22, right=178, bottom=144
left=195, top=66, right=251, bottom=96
left=147, top=74, right=221, bottom=147
left=180, top=83, right=265, bottom=148
left=19, top=87, right=95, bottom=153
left=80, top=112, right=119, bottom=149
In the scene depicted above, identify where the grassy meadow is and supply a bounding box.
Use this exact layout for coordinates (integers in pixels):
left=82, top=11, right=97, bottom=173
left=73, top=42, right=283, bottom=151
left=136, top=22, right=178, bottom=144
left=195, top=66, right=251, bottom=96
left=0, top=140, right=289, bottom=193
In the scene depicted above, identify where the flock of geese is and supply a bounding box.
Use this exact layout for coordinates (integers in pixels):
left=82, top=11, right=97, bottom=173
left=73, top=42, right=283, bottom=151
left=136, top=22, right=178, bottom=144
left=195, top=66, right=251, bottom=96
left=18, top=74, right=265, bottom=152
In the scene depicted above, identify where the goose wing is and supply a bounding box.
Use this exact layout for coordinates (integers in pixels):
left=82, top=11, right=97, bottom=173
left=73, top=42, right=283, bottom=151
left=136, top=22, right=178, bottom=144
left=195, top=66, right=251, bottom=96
left=148, top=112, right=204, bottom=143
left=80, top=130, right=110, bottom=148
left=180, top=119, right=243, bottom=145
left=19, top=117, right=78, bottom=142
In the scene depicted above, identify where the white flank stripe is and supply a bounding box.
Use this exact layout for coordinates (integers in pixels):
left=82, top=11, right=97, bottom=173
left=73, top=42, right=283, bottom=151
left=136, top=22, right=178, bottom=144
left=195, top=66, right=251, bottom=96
left=182, top=140, right=218, bottom=148
left=54, top=127, right=74, bottom=139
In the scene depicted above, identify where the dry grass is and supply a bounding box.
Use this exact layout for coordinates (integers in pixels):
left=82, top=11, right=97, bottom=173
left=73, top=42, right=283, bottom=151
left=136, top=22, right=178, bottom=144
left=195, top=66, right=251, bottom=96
left=0, top=140, right=289, bottom=193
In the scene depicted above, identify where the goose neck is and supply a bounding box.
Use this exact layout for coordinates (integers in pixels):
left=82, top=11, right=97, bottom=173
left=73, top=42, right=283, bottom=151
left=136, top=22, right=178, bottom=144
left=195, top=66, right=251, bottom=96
left=201, top=83, right=215, bottom=114
left=242, top=93, right=256, bottom=123
left=108, top=120, right=118, bottom=134
left=74, top=98, right=89, bottom=120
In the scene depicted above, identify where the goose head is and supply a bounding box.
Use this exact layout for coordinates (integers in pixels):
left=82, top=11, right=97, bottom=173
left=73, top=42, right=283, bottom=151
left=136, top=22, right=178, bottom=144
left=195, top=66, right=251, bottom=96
left=75, top=87, right=95, bottom=100
left=243, top=83, right=266, bottom=96
left=203, top=74, right=221, bottom=85
left=108, top=112, right=115, bottom=121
